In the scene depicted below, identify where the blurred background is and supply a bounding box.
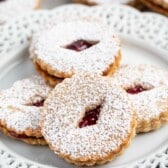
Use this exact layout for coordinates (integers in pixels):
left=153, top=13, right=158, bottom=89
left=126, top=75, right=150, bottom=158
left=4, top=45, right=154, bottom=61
left=41, top=0, right=70, bottom=9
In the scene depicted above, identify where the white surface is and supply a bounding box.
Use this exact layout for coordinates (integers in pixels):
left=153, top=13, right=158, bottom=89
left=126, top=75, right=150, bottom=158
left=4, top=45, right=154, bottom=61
left=0, top=2, right=168, bottom=168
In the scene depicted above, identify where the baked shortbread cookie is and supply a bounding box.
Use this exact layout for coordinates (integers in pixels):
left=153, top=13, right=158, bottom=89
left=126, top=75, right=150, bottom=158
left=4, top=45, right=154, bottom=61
left=35, top=63, right=63, bottom=87
left=140, top=0, right=168, bottom=16
left=111, top=64, right=168, bottom=133
left=0, top=76, right=52, bottom=145
left=30, top=20, right=121, bottom=86
left=41, top=73, right=136, bottom=166
left=0, top=0, right=41, bottom=24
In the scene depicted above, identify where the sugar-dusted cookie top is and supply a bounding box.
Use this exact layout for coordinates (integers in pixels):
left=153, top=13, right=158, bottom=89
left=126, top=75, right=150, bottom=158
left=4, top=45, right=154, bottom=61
left=31, top=20, right=121, bottom=78
left=41, top=73, right=136, bottom=166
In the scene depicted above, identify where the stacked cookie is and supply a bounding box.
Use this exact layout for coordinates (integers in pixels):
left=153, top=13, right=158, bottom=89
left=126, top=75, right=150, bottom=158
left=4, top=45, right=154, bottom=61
left=0, top=19, right=168, bottom=166
left=30, top=20, right=121, bottom=86
left=0, top=0, right=41, bottom=24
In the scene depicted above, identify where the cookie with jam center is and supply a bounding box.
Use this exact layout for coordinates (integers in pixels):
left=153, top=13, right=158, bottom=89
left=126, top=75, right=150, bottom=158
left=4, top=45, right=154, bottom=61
left=0, top=76, right=52, bottom=145
left=41, top=73, right=136, bottom=166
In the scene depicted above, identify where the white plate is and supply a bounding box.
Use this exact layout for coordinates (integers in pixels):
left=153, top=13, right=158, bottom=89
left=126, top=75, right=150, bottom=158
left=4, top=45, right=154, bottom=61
left=0, top=2, right=168, bottom=168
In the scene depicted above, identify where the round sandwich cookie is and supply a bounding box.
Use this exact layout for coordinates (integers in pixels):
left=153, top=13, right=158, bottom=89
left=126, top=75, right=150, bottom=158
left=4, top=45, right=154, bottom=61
left=140, top=0, right=168, bottom=16
left=0, top=76, right=52, bottom=145
left=0, top=0, right=41, bottom=24
left=111, top=64, right=168, bottom=133
left=30, top=20, right=121, bottom=86
left=41, top=73, right=136, bottom=166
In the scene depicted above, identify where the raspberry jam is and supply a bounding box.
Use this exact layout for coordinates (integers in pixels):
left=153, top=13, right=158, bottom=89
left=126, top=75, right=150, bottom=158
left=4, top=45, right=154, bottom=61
left=126, top=85, right=147, bottom=94
left=65, top=39, right=98, bottom=52
left=79, top=106, right=101, bottom=128
left=9, top=131, right=30, bottom=139
left=32, top=99, right=45, bottom=107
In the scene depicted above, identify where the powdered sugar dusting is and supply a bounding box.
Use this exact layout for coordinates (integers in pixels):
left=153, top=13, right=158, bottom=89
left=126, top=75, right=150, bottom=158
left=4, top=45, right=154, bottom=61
left=132, top=87, right=168, bottom=121
left=0, top=0, right=38, bottom=24
left=31, top=20, right=120, bottom=76
left=0, top=106, right=40, bottom=132
left=0, top=76, right=51, bottom=133
left=111, top=64, right=168, bottom=122
left=42, top=73, right=134, bottom=159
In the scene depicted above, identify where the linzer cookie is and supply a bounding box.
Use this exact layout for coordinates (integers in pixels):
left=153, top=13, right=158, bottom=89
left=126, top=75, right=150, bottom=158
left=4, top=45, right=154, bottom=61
left=0, top=0, right=41, bottom=24
left=30, top=20, right=121, bottom=86
left=41, top=73, right=136, bottom=166
left=140, top=0, right=168, bottom=16
left=0, top=76, right=52, bottom=145
left=111, top=64, right=168, bottom=133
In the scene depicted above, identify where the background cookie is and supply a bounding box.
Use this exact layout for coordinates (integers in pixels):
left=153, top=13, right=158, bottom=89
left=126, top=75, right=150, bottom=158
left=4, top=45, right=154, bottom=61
left=30, top=20, right=121, bottom=81
left=140, top=0, right=168, bottom=16
left=41, top=73, right=136, bottom=166
left=74, top=0, right=134, bottom=5
left=111, top=64, right=168, bottom=133
left=73, top=0, right=146, bottom=10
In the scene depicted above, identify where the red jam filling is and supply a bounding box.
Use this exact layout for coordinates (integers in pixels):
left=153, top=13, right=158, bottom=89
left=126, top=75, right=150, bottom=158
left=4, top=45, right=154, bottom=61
left=32, top=99, right=45, bottom=107
left=79, top=106, right=101, bottom=128
left=65, top=39, right=98, bottom=52
left=9, top=131, right=32, bottom=139
left=126, top=85, right=148, bottom=94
